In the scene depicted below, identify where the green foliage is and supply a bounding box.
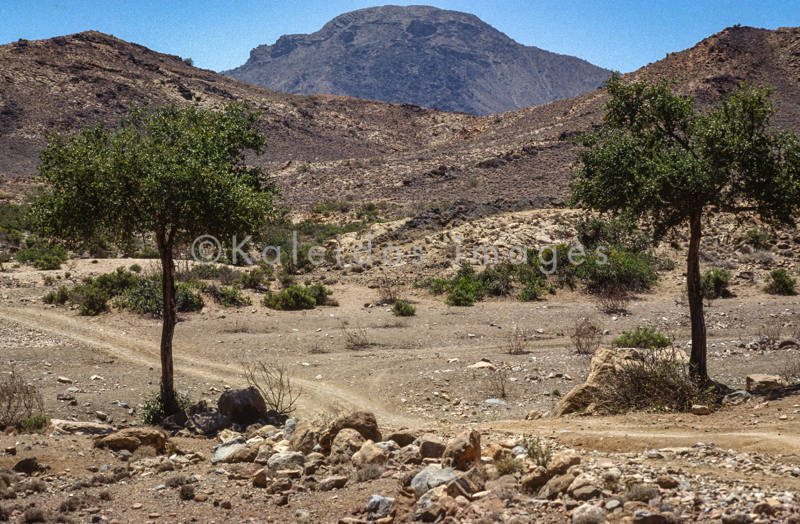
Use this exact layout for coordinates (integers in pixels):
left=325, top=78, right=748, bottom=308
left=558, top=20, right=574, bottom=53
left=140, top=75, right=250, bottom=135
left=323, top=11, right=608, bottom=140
left=305, top=283, right=333, bottom=306
left=16, top=244, right=69, bottom=270
left=235, top=266, right=270, bottom=290
left=613, top=326, right=671, bottom=348
left=745, top=227, right=771, bottom=249
left=701, top=268, right=732, bottom=299
left=520, top=434, right=552, bottom=467
left=135, top=246, right=160, bottom=259
left=176, top=282, right=205, bottom=312
left=129, top=263, right=142, bottom=273
left=576, top=247, right=659, bottom=293
left=517, top=281, right=548, bottom=302
left=261, top=284, right=317, bottom=310
left=77, top=286, right=109, bottom=316
left=4, top=230, right=22, bottom=245
left=217, top=285, right=252, bottom=307
left=445, top=283, right=477, bottom=307
left=0, top=203, right=33, bottom=233
left=141, top=391, right=193, bottom=425
left=391, top=300, right=416, bottom=317
left=312, top=200, right=352, bottom=216
left=20, top=414, right=50, bottom=433
left=764, top=268, right=797, bottom=295
left=119, top=279, right=204, bottom=316
left=577, top=216, right=650, bottom=253
left=43, top=286, right=70, bottom=305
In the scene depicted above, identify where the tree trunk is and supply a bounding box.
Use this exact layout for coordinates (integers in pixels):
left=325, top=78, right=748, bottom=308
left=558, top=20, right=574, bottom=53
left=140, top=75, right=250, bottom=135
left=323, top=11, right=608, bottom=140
left=686, top=210, right=708, bottom=382
left=157, top=232, right=178, bottom=416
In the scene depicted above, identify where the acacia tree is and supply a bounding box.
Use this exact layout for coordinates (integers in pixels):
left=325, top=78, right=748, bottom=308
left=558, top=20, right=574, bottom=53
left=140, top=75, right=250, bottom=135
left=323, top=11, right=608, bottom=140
left=570, top=73, right=800, bottom=382
left=35, top=102, right=280, bottom=415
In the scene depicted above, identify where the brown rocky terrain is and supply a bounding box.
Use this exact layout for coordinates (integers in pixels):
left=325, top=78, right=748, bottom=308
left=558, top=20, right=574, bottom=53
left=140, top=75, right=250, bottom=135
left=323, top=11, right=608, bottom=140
left=222, top=5, right=611, bottom=116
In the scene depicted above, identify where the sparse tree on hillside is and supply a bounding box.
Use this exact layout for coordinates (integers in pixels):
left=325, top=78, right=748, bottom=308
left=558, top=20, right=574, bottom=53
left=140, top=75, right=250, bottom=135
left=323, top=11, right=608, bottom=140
left=570, top=72, right=800, bottom=382
left=34, top=102, right=280, bottom=415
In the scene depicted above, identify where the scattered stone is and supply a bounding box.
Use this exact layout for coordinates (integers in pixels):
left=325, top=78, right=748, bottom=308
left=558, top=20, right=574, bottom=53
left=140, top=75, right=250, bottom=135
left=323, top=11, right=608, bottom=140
left=691, top=405, right=711, bottom=416
left=723, top=391, right=752, bottom=406
left=57, top=376, right=73, bottom=384
left=746, top=374, right=782, bottom=391
left=548, top=449, right=581, bottom=475
left=419, top=434, right=447, bottom=459
left=267, top=451, right=305, bottom=470
left=632, top=510, right=667, bottom=524
left=352, top=440, right=388, bottom=468
left=217, top=387, right=269, bottom=425
left=329, top=428, right=366, bottom=464
left=319, top=411, right=382, bottom=449
left=95, top=427, right=167, bottom=452
left=210, top=437, right=248, bottom=464
left=289, top=419, right=322, bottom=454
left=388, top=431, right=417, bottom=447
left=12, top=457, right=37, bottom=474
left=522, top=466, right=550, bottom=493
left=442, top=429, right=480, bottom=470
left=573, top=503, right=606, bottom=524
left=525, top=410, right=543, bottom=420
left=365, top=495, right=394, bottom=518
left=185, top=412, right=232, bottom=434
left=319, top=475, right=349, bottom=491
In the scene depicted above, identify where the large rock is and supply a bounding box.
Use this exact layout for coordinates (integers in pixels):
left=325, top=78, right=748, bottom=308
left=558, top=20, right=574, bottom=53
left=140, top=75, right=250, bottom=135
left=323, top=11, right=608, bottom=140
left=419, top=434, right=447, bottom=459
left=217, top=387, right=269, bottom=425
left=211, top=437, right=249, bottom=464
left=94, top=427, right=167, bottom=452
left=573, top=504, right=606, bottom=524
left=47, top=419, right=115, bottom=435
left=539, top=473, right=576, bottom=500
left=329, top=428, right=366, bottom=464
left=548, top=449, right=581, bottom=475
left=352, top=440, right=388, bottom=468
left=388, top=486, right=418, bottom=524
left=745, top=374, right=782, bottom=392
left=254, top=443, right=274, bottom=465
left=445, top=466, right=485, bottom=499
left=388, top=431, right=417, bottom=447
left=521, top=466, right=550, bottom=492
left=161, top=400, right=209, bottom=429
left=442, top=429, right=480, bottom=470
left=289, top=419, right=322, bottom=454
left=365, top=495, right=394, bottom=519
left=396, top=445, right=422, bottom=465
left=319, top=475, right=348, bottom=491
left=319, top=411, right=381, bottom=449
left=185, top=412, right=232, bottom=434
left=411, top=464, right=458, bottom=497
left=266, top=451, right=305, bottom=470
left=554, top=348, right=689, bottom=416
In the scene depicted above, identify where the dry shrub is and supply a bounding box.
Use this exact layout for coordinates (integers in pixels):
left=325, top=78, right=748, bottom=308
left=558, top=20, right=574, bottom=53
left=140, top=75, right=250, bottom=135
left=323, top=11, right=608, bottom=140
left=242, top=361, right=302, bottom=416
left=165, top=474, right=186, bottom=488
left=593, top=348, right=714, bottom=414
left=354, top=464, right=384, bottom=483
left=376, top=276, right=401, bottom=305
left=778, top=356, right=800, bottom=385
left=494, top=456, right=524, bottom=476
left=505, top=328, right=528, bottom=355
left=0, top=366, right=45, bottom=429
left=571, top=317, right=603, bottom=355
left=594, top=284, right=630, bottom=314
left=341, top=321, right=371, bottom=350
left=626, top=483, right=660, bottom=502
left=485, top=369, right=508, bottom=399
left=179, top=484, right=195, bottom=500
left=758, top=323, right=782, bottom=351
left=131, top=445, right=156, bottom=461
left=22, top=508, right=46, bottom=523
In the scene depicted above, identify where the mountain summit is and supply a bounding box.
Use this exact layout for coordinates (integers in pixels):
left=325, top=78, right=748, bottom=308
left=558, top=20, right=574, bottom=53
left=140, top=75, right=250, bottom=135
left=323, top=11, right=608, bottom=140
left=222, top=5, right=610, bottom=115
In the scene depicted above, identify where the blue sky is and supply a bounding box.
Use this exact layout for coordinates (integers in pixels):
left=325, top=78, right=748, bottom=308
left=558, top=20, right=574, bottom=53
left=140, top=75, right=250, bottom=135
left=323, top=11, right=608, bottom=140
left=2, top=1, right=798, bottom=73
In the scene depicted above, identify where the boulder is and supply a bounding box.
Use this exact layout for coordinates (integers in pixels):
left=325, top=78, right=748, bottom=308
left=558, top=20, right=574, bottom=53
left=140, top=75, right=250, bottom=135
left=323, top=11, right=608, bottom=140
left=482, top=443, right=509, bottom=462
left=319, top=411, right=381, bottom=449
left=329, top=428, right=366, bottom=464
left=267, top=451, right=305, bottom=471
left=375, top=440, right=400, bottom=454
left=745, top=374, right=782, bottom=392
left=691, top=405, right=711, bottom=416
left=525, top=410, right=544, bottom=420
left=254, top=443, right=274, bottom=465
left=185, top=412, right=232, bottom=434
left=778, top=337, right=800, bottom=349
left=445, top=466, right=486, bottom=499
left=568, top=472, right=601, bottom=501
left=283, top=418, right=298, bottom=440
left=485, top=474, right=518, bottom=497
left=211, top=437, right=248, bottom=464
left=47, top=419, right=115, bottom=435
left=289, top=419, right=322, bottom=455
left=548, top=449, right=581, bottom=475
left=252, top=468, right=269, bottom=488
left=723, top=391, right=752, bottom=406
left=217, top=387, right=269, bottom=425
left=94, top=427, right=166, bottom=452
left=352, top=440, right=388, bottom=468
left=539, top=473, right=575, bottom=500
left=319, top=475, right=348, bottom=491
left=12, top=457, right=38, bottom=474
left=419, top=434, right=447, bottom=459
left=411, top=464, right=458, bottom=497
left=573, top=504, right=606, bottom=524
left=387, top=430, right=417, bottom=447
left=396, top=445, right=422, bottom=465
left=388, top=486, right=418, bottom=524
left=229, top=446, right=258, bottom=463
left=632, top=510, right=668, bottom=524
left=161, top=400, right=209, bottom=430
left=554, top=348, right=688, bottom=416
left=217, top=429, right=242, bottom=443
left=442, top=429, right=480, bottom=470
left=521, top=466, right=550, bottom=492
left=365, top=495, right=394, bottom=519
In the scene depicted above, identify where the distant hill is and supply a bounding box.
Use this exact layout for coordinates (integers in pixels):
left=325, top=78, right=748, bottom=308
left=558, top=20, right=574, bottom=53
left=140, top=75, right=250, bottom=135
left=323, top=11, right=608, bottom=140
left=1, top=26, right=799, bottom=212
left=222, top=5, right=611, bottom=116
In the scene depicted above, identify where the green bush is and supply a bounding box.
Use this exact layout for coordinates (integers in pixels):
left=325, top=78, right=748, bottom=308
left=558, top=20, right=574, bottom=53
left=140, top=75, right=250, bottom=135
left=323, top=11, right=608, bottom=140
left=764, top=268, right=797, bottom=296
left=0, top=203, right=33, bottom=233
left=305, top=283, right=333, bottom=306
left=119, top=279, right=162, bottom=316
left=43, top=286, right=70, bottom=305
left=577, top=216, right=650, bottom=253
left=235, top=267, right=270, bottom=290
left=517, top=281, right=547, bottom=302
left=217, top=286, right=251, bottom=307
left=312, top=201, right=352, bottom=216
left=745, top=227, right=771, bottom=249
left=176, top=282, right=205, bottom=312
left=141, top=391, right=193, bottom=425
left=262, top=285, right=317, bottom=310
left=5, top=230, right=22, bottom=245
left=613, top=326, right=671, bottom=349
left=129, top=264, right=142, bottom=273
left=445, top=284, right=476, bottom=307
left=77, top=286, right=109, bottom=316
left=135, top=246, right=160, bottom=259
left=392, top=300, right=416, bottom=316
left=576, top=246, right=659, bottom=293
left=17, top=244, right=69, bottom=270
left=701, top=268, right=732, bottom=299
left=20, top=414, right=50, bottom=432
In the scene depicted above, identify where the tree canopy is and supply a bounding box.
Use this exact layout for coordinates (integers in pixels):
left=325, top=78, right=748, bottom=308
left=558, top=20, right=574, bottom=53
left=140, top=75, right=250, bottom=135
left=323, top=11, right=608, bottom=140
left=570, top=72, right=800, bottom=381
left=35, top=102, right=280, bottom=414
